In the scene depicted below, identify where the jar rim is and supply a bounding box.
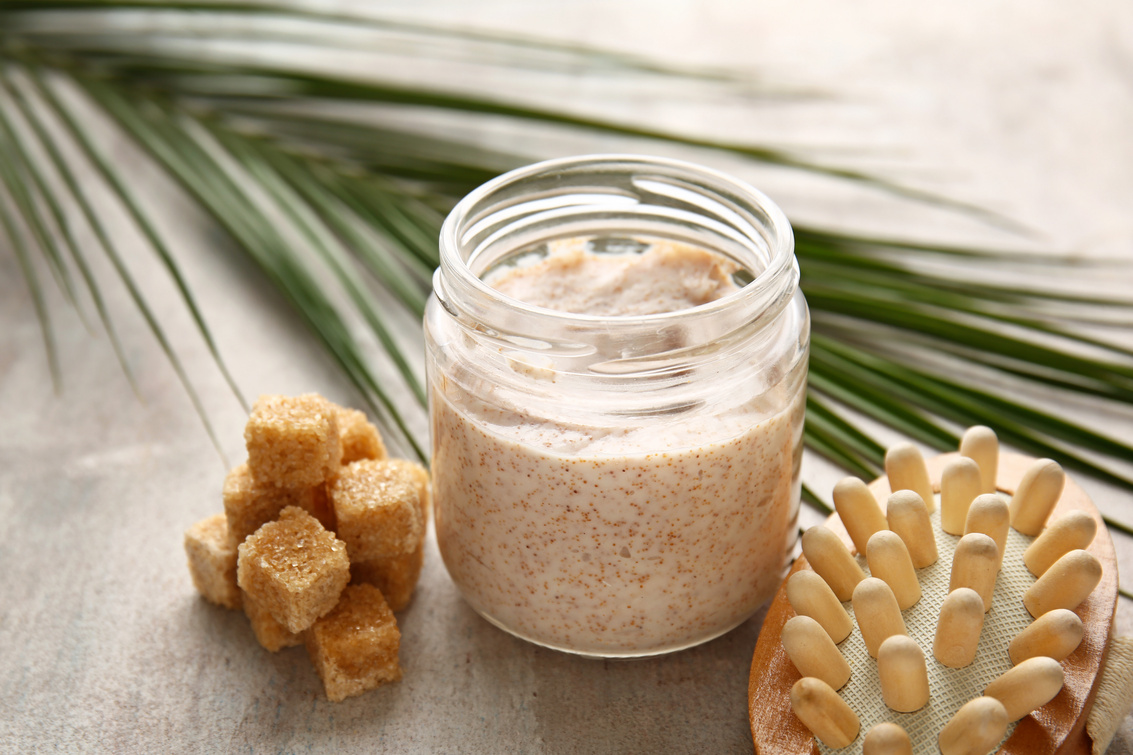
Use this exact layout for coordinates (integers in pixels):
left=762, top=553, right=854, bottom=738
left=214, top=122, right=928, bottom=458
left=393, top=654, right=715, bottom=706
left=437, top=153, right=796, bottom=328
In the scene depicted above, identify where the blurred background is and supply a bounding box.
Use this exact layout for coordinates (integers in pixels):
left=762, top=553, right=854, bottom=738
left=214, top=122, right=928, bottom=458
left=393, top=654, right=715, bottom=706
left=1, top=0, right=1132, bottom=751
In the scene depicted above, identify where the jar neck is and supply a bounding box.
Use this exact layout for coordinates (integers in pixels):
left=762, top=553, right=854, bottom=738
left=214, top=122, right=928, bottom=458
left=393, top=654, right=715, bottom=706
left=434, top=154, right=798, bottom=375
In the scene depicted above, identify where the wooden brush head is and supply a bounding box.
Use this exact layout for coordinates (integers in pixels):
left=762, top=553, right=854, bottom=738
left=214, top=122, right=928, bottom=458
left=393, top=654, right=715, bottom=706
left=749, top=452, right=1118, bottom=755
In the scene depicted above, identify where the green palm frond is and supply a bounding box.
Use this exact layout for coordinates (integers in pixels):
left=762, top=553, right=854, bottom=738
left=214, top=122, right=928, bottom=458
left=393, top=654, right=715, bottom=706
left=2, top=2, right=1132, bottom=530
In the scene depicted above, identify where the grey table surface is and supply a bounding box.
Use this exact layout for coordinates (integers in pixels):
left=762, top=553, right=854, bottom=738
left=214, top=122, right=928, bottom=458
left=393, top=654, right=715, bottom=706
left=2, top=0, right=1133, bottom=752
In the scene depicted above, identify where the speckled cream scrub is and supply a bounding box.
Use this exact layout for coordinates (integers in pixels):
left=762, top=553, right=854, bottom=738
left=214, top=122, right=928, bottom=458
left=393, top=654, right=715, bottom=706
left=425, top=155, right=809, bottom=657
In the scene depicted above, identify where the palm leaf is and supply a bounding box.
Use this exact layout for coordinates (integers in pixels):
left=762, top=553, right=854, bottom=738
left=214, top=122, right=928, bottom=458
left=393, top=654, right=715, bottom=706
left=2, top=2, right=1132, bottom=528
left=0, top=87, right=141, bottom=394
left=0, top=170, right=61, bottom=390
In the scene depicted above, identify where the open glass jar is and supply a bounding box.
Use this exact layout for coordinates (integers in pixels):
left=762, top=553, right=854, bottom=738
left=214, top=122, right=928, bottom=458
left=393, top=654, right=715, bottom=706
left=425, top=155, right=809, bottom=657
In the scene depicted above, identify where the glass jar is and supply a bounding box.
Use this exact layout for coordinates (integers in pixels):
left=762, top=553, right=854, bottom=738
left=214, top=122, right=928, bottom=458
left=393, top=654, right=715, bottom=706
left=424, top=155, right=809, bottom=658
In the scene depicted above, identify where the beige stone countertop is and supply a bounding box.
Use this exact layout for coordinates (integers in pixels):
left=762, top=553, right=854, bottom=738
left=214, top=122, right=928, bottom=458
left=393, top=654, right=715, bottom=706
left=2, top=0, right=1132, bottom=751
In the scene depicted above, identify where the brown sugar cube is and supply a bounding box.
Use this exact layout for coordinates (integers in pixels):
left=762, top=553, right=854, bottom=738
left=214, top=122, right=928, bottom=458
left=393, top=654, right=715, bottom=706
left=243, top=589, right=303, bottom=652
left=351, top=543, right=425, bottom=612
left=223, top=463, right=331, bottom=544
left=381, top=458, right=431, bottom=519
left=184, top=513, right=241, bottom=609
left=346, top=459, right=429, bottom=610
left=306, top=583, right=402, bottom=702
left=348, top=458, right=431, bottom=520
left=330, top=460, right=424, bottom=561
left=301, top=483, right=337, bottom=532
left=237, top=506, right=350, bottom=633
left=336, top=407, right=387, bottom=465
left=244, top=394, right=342, bottom=488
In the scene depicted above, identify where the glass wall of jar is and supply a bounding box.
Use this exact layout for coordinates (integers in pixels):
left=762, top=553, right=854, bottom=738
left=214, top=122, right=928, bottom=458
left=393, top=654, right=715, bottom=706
left=425, top=155, right=809, bottom=657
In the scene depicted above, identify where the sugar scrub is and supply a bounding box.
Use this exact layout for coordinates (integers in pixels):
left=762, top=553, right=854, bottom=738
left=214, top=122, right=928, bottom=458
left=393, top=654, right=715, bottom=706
left=425, top=155, right=809, bottom=657
left=432, top=383, right=804, bottom=655
left=487, top=237, right=740, bottom=316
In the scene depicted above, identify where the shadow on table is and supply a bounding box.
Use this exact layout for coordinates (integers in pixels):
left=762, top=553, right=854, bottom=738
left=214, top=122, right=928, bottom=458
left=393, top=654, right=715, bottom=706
left=179, top=572, right=768, bottom=753
left=525, top=612, right=764, bottom=754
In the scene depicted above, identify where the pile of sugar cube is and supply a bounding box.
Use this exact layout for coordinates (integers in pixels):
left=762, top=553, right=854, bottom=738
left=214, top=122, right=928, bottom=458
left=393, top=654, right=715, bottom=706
left=183, top=393, right=429, bottom=702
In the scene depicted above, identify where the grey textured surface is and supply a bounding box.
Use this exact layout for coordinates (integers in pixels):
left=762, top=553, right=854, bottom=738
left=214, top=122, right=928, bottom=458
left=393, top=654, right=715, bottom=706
left=2, top=1, right=1133, bottom=752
